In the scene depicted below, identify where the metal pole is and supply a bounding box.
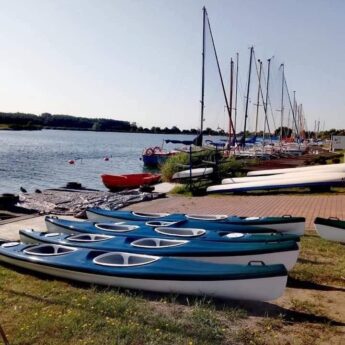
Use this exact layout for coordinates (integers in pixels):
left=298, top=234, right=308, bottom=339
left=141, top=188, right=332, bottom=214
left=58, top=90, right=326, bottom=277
left=228, top=58, right=234, bottom=146
left=205, top=12, right=235, bottom=135
left=280, top=63, right=284, bottom=144
left=254, top=59, right=262, bottom=136
left=242, top=46, right=254, bottom=146
left=199, top=7, right=206, bottom=144
left=234, top=52, right=239, bottom=138
left=263, top=58, right=272, bottom=145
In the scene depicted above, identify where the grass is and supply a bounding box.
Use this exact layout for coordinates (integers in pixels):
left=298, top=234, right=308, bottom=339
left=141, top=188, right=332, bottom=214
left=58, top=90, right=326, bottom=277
left=0, top=233, right=344, bottom=344
left=290, top=234, right=345, bottom=287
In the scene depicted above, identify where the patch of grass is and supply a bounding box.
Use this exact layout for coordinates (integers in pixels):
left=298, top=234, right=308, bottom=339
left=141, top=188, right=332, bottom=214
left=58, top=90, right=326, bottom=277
left=1, top=232, right=344, bottom=344
left=161, top=152, right=189, bottom=181
left=289, top=298, right=326, bottom=315
left=290, top=235, right=345, bottom=287
left=0, top=266, right=251, bottom=345
left=170, top=184, right=193, bottom=196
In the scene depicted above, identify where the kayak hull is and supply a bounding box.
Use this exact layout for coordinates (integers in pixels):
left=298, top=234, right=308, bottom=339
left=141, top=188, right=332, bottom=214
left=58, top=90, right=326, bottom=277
left=86, top=209, right=305, bottom=235
left=314, top=218, right=345, bottom=243
left=0, top=242, right=288, bottom=301
left=20, top=229, right=300, bottom=270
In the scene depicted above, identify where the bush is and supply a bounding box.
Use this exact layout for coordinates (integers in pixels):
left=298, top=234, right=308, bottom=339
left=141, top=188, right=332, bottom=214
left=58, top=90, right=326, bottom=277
left=161, top=152, right=189, bottom=181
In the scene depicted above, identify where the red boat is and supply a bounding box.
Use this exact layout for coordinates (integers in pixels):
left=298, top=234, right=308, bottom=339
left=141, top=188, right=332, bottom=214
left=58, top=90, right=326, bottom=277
left=101, top=173, right=161, bottom=191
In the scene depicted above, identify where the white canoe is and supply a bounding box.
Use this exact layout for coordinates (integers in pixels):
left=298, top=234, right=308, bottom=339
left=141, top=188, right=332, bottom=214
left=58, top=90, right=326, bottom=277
left=314, top=217, right=345, bottom=243
left=247, top=163, right=345, bottom=177
left=172, top=167, right=213, bottom=180
left=207, top=172, right=345, bottom=193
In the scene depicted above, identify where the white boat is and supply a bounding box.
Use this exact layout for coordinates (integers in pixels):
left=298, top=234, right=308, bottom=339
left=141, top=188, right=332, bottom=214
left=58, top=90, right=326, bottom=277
left=207, top=172, right=345, bottom=193
left=222, top=171, right=333, bottom=185
left=0, top=241, right=288, bottom=301
left=172, top=167, right=213, bottom=180
left=314, top=217, right=345, bottom=243
left=247, top=163, right=345, bottom=177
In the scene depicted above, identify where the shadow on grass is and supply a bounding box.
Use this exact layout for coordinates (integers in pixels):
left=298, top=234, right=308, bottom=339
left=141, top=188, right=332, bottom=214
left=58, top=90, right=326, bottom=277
left=297, top=258, right=327, bottom=265
left=287, top=277, right=345, bottom=292
left=2, top=262, right=345, bottom=328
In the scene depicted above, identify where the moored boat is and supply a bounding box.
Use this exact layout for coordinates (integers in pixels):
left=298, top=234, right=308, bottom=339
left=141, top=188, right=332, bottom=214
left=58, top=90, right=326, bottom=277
left=314, top=217, right=345, bottom=243
left=0, top=241, right=288, bottom=301
left=20, top=229, right=299, bottom=269
left=101, top=173, right=161, bottom=191
left=86, top=208, right=305, bottom=235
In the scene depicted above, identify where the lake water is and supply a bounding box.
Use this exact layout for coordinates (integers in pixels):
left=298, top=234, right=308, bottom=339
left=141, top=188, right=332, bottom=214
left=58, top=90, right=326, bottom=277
left=0, top=130, right=203, bottom=194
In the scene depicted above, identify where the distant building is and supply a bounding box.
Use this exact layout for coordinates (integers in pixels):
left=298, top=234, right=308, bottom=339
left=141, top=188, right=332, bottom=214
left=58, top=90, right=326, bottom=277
left=331, top=135, right=345, bottom=150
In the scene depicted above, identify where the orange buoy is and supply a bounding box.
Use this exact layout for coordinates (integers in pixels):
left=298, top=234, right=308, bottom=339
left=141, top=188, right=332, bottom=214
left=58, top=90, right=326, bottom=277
left=68, top=160, right=75, bottom=165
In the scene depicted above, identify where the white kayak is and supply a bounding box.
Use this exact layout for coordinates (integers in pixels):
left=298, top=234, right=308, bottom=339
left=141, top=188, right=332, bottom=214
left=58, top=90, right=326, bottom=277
left=172, top=167, right=213, bottom=180
left=247, top=163, right=345, bottom=177
left=0, top=241, right=288, bottom=301
left=222, top=171, right=334, bottom=185
left=314, top=217, right=345, bottom=243
left=207, top=172, right=345, bottom=193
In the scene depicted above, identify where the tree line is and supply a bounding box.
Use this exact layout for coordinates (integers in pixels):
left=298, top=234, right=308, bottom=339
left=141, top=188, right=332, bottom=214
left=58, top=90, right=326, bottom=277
left=0, top=112, right=228, bottom=135
left=0, top=112, right=131, bottom=131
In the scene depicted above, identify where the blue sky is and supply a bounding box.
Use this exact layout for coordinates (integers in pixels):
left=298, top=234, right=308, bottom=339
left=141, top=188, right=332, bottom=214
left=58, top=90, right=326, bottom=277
left=0, top=0, right=344, bottom=131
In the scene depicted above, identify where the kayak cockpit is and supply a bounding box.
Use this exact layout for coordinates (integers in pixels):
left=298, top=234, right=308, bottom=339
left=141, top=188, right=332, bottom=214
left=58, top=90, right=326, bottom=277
left=154, top=227, right=206, bottom=237
left=131, top=238, right=188, bottom=248
left=93, top=252, right=160, bottom=267
left=95, top=223, right=139, bottom=232
left=67, top=234, right=114, bottom=242
left=145, top=221, right=178, bottom=227
left=185, top=214, right=227, bottom=221
left=24, top=244, right=76, bottom=256
left=223, top=232, right=246, bottom=239
left=132, top=212, right=170, bottom=218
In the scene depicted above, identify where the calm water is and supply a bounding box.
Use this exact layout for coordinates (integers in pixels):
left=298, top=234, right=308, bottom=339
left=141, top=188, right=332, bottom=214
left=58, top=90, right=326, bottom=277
left=0, top=130, right=200, bottom=194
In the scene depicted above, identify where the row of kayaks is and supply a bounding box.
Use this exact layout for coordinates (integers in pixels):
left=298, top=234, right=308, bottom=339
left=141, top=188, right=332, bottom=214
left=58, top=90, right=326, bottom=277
left=0, top=209, right=342, bottom=301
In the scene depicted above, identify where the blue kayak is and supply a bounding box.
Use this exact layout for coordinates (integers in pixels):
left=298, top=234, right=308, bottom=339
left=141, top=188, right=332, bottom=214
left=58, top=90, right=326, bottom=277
left=44, top=216, right=301, bottom=243
left=0, top=241, right=288, bottom=301
left=86, top=208, right=305, bottom=235
left=20, top=229, right=299, bottom=269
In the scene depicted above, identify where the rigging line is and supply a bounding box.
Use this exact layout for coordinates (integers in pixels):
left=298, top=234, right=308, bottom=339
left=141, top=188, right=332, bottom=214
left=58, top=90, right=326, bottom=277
left=205, top=10, right=235, bottom=135
left=253, top=51, right=272, bottom=135
left=284, top=77, right=299, bottom=135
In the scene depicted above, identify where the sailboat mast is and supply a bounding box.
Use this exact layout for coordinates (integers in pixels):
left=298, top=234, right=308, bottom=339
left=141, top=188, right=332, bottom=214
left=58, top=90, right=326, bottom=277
left=205, top=11, right=235, bottom=135
left=242, top=46, right=254, bottom=146
left=263, top=58, right=272, bottom=144
left=234, top=52, right=239, bottom=136
left=228, top=58, right=234, bottom=145
left=293, top=90, right=297, bottom=139
left=200, top=7, right=206, bottom=142
left=280, top=63, right=284, bottom=143
left=254, top=59, right=262, bottom=136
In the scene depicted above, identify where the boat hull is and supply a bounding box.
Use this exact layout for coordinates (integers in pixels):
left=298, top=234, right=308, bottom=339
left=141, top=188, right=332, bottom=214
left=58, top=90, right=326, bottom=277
left=314, top=218, right=345, bottom=243
left=86, top=209, right=305, bottom=235
left=20, top=230, right=300, bottom=270
left=172, top=167, right=213, bottom=180
left=0, top=242, right=288, bottom=301
left=207, top=173, right=345, bottom=194
left=101, top=173, right=160, bottom=191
